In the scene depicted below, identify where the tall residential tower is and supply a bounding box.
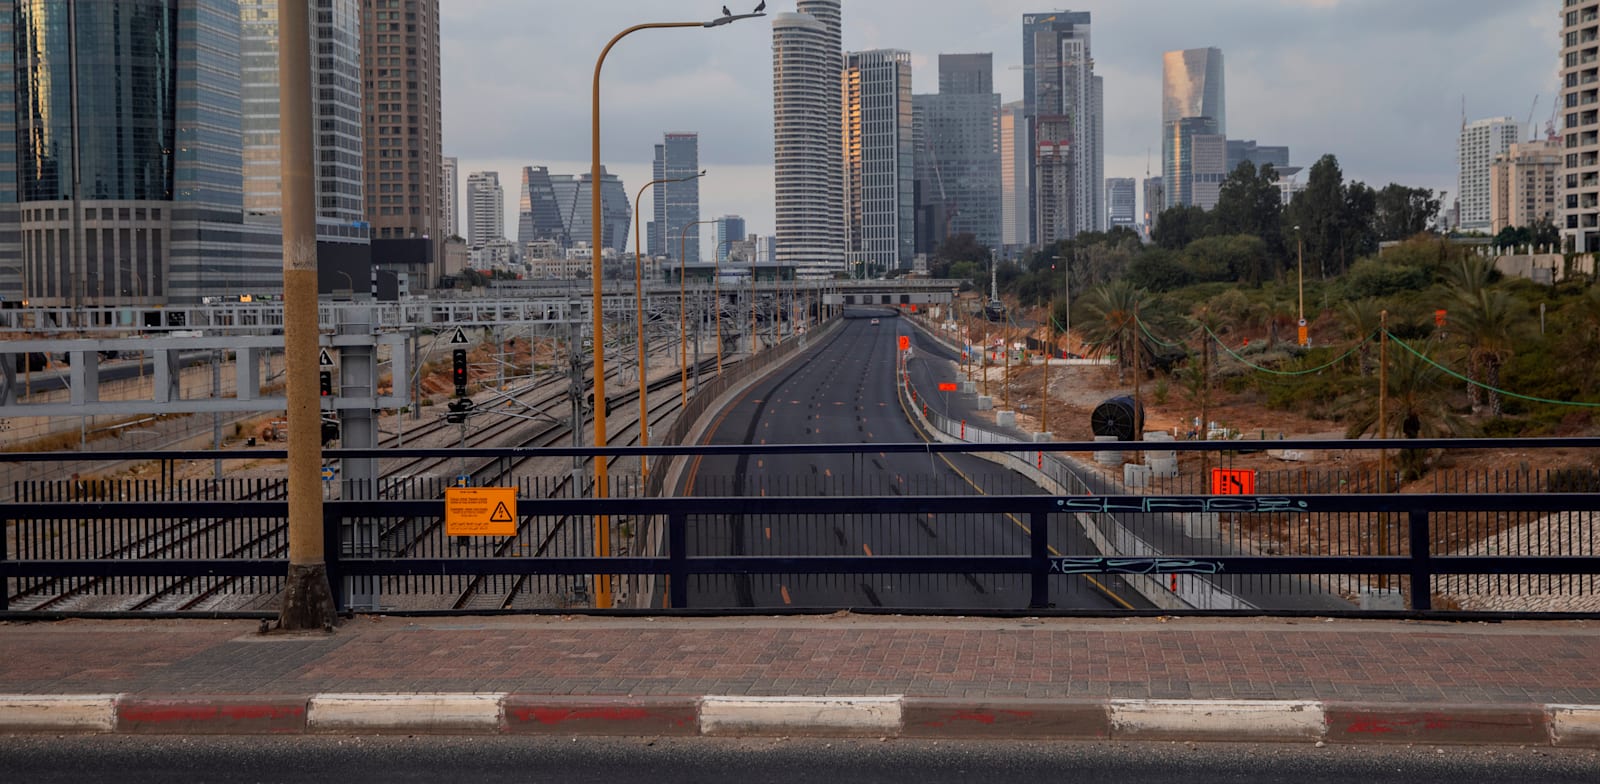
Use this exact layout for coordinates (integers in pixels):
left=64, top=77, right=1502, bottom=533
left=773, top=1, right=844, bottom=277
left=1563, top=1, right=1599, bottom=251
left=361, top=0, right=444, bottom=282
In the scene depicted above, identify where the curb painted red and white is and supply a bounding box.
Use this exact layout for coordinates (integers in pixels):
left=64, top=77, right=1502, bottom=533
left=2, top=693, right=1599, bottom=747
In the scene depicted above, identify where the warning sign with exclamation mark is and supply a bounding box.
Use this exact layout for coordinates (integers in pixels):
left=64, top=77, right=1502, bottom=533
left=445, top=487, right=518, bottom=536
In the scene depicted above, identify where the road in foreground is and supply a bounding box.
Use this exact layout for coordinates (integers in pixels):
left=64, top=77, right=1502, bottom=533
left=1, top=735, right=1595, bottom=784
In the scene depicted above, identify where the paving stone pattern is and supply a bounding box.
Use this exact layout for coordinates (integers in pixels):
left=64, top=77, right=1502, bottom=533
left=3, top=616, right=1599, bottom=704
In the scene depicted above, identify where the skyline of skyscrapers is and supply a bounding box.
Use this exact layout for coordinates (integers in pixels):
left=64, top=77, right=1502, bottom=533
left=716, top=215, right=748, bottom=263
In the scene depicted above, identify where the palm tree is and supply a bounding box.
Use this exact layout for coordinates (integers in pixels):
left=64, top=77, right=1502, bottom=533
left=1451, top=287, right=1520, bottom=416
left=1344, top=336, right=1465, bottom=479
left=1078, top=280, right=1146, bottom=381
left=1337, top=298, right=1383, bottom=375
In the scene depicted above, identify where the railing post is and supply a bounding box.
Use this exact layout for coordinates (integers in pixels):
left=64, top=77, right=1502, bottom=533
left=669, top=511, right=689, bottom=609
left=1, top=507, right=9, bottom=612
left=1408, top=508, right=1431, bottom=611
left=323, top=503, right=345, bottom=613
left=1029, top=511, right=1050, bottom=609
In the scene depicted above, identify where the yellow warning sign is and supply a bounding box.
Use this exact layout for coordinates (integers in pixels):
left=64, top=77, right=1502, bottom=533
left=445, top=487, right=518, bottom=536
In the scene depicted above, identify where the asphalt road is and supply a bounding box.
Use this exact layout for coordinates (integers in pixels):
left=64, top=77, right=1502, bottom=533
left=2, top=736, right=1596, bottom=784
left=678, top=310, right=1140, bottom=612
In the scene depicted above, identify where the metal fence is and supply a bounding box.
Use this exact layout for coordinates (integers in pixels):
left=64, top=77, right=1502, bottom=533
left=4, top=441, right=1600, bottom=616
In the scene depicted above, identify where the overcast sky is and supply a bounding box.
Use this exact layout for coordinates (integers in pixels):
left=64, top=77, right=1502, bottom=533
left=442, top=1, right=1558, bottom=258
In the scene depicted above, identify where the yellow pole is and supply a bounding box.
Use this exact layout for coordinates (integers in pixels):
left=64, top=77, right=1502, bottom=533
left=277, top=0, right=334, bottom=629
left=633, top=172, right=703, bottom=481
left=591, top=21, right=701, bottom=610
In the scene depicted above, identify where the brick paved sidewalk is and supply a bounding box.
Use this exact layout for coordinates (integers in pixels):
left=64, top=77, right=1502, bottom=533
left=3, top=615, right=1599, bottom=705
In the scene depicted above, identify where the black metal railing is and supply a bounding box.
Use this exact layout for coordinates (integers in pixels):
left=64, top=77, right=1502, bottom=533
left=4, top=440, right=1600, bottom=616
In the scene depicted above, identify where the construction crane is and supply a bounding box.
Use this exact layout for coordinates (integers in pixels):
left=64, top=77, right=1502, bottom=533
left=1527, top=94, right=1540, bottom=140
left=1548, top=87, right=1562, bottom=142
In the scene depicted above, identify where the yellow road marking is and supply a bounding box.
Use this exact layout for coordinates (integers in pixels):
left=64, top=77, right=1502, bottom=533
left=780, top=585, right=792, bottom=605
left=863, top=544, right=873, bottom=556
left=824, top=468, right=833, bottom=478
left=758, top=459, right=764, bottom=469
left=765, top=527, right=771, bottom=540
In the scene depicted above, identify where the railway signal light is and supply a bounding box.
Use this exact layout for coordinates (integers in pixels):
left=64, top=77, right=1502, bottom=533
left=446, top=398, right=473, bottom=424
left=452, top=348, right=468, bottom=397
left=319, top=370, right=333, bottom=397
left=320, top=416, right=339, bottom=446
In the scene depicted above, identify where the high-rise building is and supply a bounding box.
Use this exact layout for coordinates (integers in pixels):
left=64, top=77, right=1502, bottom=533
left=844, top=49, right=915, bottom=275
left=466, top=172, right=504, bottom=249
left=1458, top=117, right=1525, bottom=232
left=1143, top=177, right=1165, bottom=235
left=1226, top=140, right=1289, bottom=175
left=1490, top=140, right=1561, bottom=234
left=649, top=133, right=701, bottom=263
left=913, top=54, right=1003, bottom=255
left=1035, top=115, right=1076, bottom=244
left=239, top=0, right=366, bottom=242
left=550, top=169, right=631, bottom=253
left=1106, top=178, right=1136, bottom=229
left=441, top=156, right=458, bottom=239
left=716, top=216, right=747, bottom=263
left=774, top=1, right=843, bottom=277
left=3, top=0, right=285, bottom=306
left=1167, top=117, right=1227, bottom=210
left=1563, top=2, right=1598, bottom=252
left=361, top=0, right=443, bottom=272
left=517, top=166, right=567, bottom=247
left=999, top=101, right=1030, bottom=248
left=1162, top=47, right=1226, bottom=210
left=1023, top=11, right=1102, bottom=242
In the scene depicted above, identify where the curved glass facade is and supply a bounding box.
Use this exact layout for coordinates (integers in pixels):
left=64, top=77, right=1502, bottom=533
left=16, top=0, right=177, bottom=202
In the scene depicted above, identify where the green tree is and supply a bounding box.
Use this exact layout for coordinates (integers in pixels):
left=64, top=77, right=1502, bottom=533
left=1185, top=234, right=1272, bottom=286
left=1373, top=184, right=1441, bottom=242
left=1285, top=154, right=1346, bottom=278
left=1153, top=204, right=1211, bottom=250
left=1125, top=248, right=1193, bottom=292
left=1452, top=287, right=1521, bottom=416
left=1213, top=162, right=1286, bottom=264
left=1078, top=280, right=1148, bottom=381
left=1336, top=298, right=1384, bottom=375
left=1342, top=181, right=1379, bottom=267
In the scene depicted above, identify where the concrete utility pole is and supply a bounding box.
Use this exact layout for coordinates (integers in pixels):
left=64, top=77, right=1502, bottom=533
left=276, top=0, right=336, bottom=630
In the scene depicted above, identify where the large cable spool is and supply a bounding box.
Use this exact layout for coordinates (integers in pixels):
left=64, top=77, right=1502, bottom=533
left=1090, top=396, right=1144, bottom=442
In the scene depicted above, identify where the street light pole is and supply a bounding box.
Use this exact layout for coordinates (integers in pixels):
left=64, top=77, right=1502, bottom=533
left=681, top=219, right=720, bottom=407
left=1295, top=224, right=1306, bottom=346
left=589, top=10, right=761, bottom=609
left=634, top=170, right=704, bottom=481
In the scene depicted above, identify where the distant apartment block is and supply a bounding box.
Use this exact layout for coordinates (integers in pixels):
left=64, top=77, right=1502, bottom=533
left=999, top=101, right=1030, bottom=248
left=649, top=132, right=701, bottom=263
left=1458, top=116, right=1525, bottom=232
left=441, top=156, right=458, bottom=238
left=1491, top=139, right=1561, bottom=234
left=1106, top=178, right=1136, bottom=229
left=1562, top=0, right=1599, bottom=251
left=844, top=49, right=915, bottom=275
left=774, top=2, right=844, bottom=277
left=466, top=171, right=504, bottom=249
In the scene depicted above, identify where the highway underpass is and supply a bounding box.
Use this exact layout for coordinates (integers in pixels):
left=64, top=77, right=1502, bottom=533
left=675, top=309, right=1145, bottom=611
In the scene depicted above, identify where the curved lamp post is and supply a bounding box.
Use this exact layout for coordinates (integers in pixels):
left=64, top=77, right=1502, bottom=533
left=633, top=170, right=705, bottom=481
left=589, top=9, right=763, bottom=609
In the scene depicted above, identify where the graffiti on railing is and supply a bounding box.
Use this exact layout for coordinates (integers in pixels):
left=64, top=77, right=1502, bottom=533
left=1056, top=496, right=1308, bottom=514
left=1049, top=557, right=1225, bottom=576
